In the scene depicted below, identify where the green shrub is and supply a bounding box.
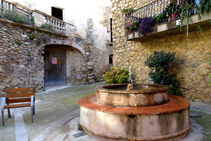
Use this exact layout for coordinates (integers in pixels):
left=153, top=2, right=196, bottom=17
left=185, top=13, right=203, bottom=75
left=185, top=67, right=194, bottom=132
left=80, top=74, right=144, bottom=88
left=103, top=67, right=129, bottom=84
left=3, top=12, right=34, bottom=25
left=41, top=24, right=55, bottom=32
left=16, top=41, right=22, bottom=46
left=36, top=37, right=43, bottom=45
left=205, top=52, right=211, bottom=85
left=145, top=51, right=180, bottom=95
left=29, top=34, right=37, bottom=40
left=30, top=16, right=35, bottom=25
left=27, top=52, right=31, bottom=56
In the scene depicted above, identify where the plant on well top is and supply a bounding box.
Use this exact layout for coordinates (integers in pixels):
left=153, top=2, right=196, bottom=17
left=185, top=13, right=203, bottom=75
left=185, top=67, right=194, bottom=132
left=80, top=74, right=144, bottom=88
left=103, top=67, right=129, bottom=84
left=145, top=51, right=180, bottom=95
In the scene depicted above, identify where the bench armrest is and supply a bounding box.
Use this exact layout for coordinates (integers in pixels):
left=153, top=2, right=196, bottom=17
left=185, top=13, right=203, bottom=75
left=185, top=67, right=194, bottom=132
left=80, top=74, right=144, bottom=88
left=31, top=95, right=34, bottom=107
left=1, top=97, right=5, bottom=110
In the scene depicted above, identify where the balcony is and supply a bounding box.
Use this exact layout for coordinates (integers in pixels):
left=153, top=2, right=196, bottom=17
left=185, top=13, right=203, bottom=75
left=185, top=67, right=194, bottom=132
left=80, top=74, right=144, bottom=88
left=0, top=0, right=76, bottom=36
left=124, top=0, right=211, bottom=42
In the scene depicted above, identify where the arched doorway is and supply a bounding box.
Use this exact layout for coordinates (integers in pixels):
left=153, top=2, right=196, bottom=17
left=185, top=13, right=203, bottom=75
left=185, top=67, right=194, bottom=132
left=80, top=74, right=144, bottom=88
left=44, top=45, right=66, bottom=87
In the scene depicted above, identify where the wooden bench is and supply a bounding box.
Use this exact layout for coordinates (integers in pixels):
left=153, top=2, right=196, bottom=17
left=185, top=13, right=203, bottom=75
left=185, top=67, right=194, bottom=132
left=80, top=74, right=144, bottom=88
left=1, top=87, right=35, bottom=126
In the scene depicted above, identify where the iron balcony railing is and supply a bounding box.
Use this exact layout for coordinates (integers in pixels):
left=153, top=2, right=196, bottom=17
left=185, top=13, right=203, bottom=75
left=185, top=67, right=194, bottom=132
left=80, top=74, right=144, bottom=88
left=125, top=0, right=200, bottom=35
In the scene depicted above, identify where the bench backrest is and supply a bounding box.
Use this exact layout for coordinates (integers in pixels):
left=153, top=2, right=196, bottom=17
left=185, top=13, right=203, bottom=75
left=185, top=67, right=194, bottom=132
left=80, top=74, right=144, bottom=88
left=5, top=87, right=35, bottom=104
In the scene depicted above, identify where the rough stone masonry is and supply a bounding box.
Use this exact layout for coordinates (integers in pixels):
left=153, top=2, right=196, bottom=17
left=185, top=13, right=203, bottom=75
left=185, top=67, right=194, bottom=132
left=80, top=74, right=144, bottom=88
left=112, top=0, right=211, bottom=103
left=0, top=19, right=109, bottom=94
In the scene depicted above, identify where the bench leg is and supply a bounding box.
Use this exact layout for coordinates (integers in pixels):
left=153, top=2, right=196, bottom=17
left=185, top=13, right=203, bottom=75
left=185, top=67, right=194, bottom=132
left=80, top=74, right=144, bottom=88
left=31, top=106, right=33, bottom=123
left=1, top=109, right=5, bottom=126
left=7, top=109, right=11, bottom=118
left=33, top=105, right=35, bottom=115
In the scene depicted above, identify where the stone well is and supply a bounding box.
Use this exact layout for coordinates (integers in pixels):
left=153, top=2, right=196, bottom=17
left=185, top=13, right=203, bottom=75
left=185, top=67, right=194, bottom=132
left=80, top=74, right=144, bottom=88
left=78, top=84, right=191, bottom=140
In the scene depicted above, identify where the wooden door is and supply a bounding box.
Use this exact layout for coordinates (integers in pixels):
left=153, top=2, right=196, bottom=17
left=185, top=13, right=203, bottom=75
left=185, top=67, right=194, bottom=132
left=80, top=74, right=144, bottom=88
left=44, top=46, right=66, bottom=87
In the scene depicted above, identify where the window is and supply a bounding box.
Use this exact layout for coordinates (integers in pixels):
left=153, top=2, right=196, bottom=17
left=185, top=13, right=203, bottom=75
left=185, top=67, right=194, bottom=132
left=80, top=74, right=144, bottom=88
left=109, top=55, right=113, bottom=67
left=110, top=18, right=113, bottom=42
left=51, top=7, right=63, bottom=20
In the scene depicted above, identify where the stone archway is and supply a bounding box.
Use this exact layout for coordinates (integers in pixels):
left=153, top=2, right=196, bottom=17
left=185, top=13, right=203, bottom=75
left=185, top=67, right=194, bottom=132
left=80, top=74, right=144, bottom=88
left=41, top=38, right=86, bottom=58
left=42, top=42, right=86, bottom=87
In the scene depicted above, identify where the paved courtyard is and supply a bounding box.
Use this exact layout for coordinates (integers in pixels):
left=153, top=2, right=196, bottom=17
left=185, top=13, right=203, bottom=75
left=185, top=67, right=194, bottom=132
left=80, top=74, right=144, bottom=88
left=0, top=83, right=210, bottom=141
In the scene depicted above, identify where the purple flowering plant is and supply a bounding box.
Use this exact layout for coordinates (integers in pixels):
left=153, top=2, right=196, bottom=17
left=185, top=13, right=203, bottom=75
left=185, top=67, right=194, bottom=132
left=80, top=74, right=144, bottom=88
left=138, top=17, right=155, bottom=37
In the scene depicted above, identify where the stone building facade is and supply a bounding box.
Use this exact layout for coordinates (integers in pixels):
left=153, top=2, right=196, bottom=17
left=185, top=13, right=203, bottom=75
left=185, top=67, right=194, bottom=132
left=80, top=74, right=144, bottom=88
left=112, top=0, right=211, bottom=103
left=0, top=0, right=112, bottom=93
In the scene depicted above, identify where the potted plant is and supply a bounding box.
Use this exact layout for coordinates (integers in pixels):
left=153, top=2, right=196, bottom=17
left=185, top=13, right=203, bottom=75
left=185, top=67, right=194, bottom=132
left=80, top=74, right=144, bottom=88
left=138, top=17, right=155, bottom=37
left=161, top=10, right=168, bottom=22
left=165, top=2, right=177, bottom=21
left=125, top=21, right=140, bottom=34
left=153, top=10, right=168, bottom=24
left=176, top=8, right=182, bottom=18
left=122, top=8, right=134, bottom=17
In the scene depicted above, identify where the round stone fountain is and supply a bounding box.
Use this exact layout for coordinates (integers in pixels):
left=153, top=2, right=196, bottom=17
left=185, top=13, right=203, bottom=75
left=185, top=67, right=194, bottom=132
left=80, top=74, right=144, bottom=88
left=78, top=84, right=191, bottom=140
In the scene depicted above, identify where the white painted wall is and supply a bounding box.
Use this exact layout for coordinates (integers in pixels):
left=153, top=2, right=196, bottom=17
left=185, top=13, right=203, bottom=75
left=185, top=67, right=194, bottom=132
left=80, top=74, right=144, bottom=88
left=11, top=0, right=112, bottom=51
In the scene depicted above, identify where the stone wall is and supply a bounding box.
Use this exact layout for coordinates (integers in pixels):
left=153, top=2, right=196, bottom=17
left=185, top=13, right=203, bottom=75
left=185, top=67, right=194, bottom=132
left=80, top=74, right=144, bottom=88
left=0, top=21, right=47, bottom=92
left=0, top=18, right=109, bottom=93
left=85, top=43, right=109, bottom=84
left=112, top=0, right=211, bottom=103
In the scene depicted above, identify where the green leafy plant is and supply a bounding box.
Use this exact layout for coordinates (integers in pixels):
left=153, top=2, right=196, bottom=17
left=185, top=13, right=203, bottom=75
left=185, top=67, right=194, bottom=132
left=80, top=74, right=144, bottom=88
left=180, top=3, right=194, bottom=37
left=78, top=124, right=84, bottom=132
left=29, top=34, right=37, bottom=40
left=41, top=23, right=55, bottom=32
left=145, top=51, right=180, bottom=95
left=36, top=37, right=43, bottom=45
left=198, top=0, right=211, bottom=14
left=103, top=67, right=129, bottom=84
left=197, top=0, right=211, bottom=33
left=124, top=21, right=140, bottom=33
left=153, top=11, right=166, bottom=23
left=16, top=41, right=22, bottom=46
left=27, top=52, right=31, bottom=56
left=122, top=8, right=134, bottom=14
left=3, top=12, right=35, bottom=25
left=30, top=16, right=35, bottom=25
left=205, top=52, right=211, bottom=85
left=165, top=2, right=178, bottom=16
left=168, top=84, right=180, bottom=96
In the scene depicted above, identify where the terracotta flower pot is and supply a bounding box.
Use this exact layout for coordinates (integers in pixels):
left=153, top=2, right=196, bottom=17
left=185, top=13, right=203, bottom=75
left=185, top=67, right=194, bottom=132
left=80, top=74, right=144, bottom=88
left=171, top=13, right=174, bottom=21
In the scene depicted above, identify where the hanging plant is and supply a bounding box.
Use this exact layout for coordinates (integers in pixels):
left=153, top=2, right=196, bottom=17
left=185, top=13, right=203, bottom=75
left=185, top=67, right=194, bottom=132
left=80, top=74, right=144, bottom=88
left=138, top=17, right=155, bottom=37
left=197, top=0, right=211, bottom=33
left=180, top=3, right=194, bottom=37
